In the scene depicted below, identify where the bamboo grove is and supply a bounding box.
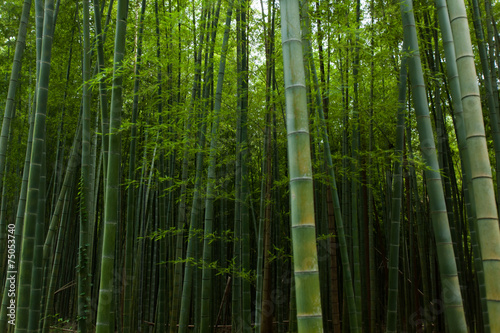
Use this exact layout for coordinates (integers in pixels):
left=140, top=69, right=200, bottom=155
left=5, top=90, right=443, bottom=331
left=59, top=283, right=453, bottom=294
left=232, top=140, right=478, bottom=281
left=1, top=0, right=500, bottom=331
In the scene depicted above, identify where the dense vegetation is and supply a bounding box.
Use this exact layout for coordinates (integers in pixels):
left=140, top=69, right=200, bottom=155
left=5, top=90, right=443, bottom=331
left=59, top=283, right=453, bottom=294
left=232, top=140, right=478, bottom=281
left=1, top=0, right=500, bottom=331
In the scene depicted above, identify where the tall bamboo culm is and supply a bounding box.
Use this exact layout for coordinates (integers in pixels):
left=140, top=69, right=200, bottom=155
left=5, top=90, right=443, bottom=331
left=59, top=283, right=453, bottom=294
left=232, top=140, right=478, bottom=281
left=0, top=0, right=31, bottom=202
left=14, top=0, right=55, bottom=331
left=447, top=0, right=500, bottom=330
left=279, top=0, right=323, bottom=331
left=95, top=0, right=129, bottom=332
left=401, top=0, right=467, bottom=330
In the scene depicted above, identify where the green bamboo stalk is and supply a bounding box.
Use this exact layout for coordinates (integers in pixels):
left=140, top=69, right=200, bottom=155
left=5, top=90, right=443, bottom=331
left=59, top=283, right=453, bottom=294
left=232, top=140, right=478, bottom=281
left=84, top=6, right=112, bottom=269
left=0, top=101, right=33, bottom=333
left=78, top=0, right=92, bottom=331
left=168, top=148, right=188, bottom=333
left=50, top=4, right=77, bottom=220
left=95, top=0, right=129, bottom=331
left=178, top=137, right=207, bottom=333
left=178, top=4, right=211, bottom=332
left=279, top=0, right=323, bottom=330
left=401, top=0, right=467, bottom=330
left=238, top=1, right=251, bottom=331
left=34, top=0, right=42, bottom=81
left=92, top=0, right=110, bottom=183
left=407, top=105, right=431, bottom=332
left=14, top=0, right=55, bottom=330
left=299, top=2, right=323, bottom=330
left=386, top=54, right=407, bottom=333
left=154, top=1, right=168, bottom=330
left=469, top=0, right=500, bottom=217
left=42, top=154, right=79, bottom=332
left=368, top=1, right=376, bottom=329
left=27, top=134, right=46, bottom=332
left=351, top=2, right=362, bottom=327
left=434, top=0, right=487, bottom=328
left=42, top=118, right=81, bottom=333
left=0, top=159, right=9, bottom=293
left=123, top=0, right=146, bottom=330
left=168, top=6, right=192, bottom=326
left=140, top=144, right=159, bottom=330
left=232, top=3, right=243, bottom=329
left=447, top=0, right=500, bottom=329
left=367, top=0, right=377, bottom=333
left=272, top=104, right=285, bottom=333
left=43, top=185, right=74, bottom=333
left=484, top=0, right=500, bottom=132
left=199, top=0, right=233, bottom=331
left=255, top=0, right=273, bottom=330
left=149, top=203, right=159, bottom=330
left=434, top=40, right=466, bottom=311
left=134, top=107, right=154, bottom=331
left=0, top=0, right=31, bottom=201
left=0, top=0, right=32, bottom=307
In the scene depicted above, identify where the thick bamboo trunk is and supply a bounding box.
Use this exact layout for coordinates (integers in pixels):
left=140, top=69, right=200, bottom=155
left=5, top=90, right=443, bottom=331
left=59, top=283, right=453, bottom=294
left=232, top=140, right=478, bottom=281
left=279, top=0, right=323, bottom=330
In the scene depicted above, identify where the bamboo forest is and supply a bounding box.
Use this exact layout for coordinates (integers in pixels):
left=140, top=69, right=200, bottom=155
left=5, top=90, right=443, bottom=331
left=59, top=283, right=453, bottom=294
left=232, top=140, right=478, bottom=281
left=2, top=0, right=500, bottom=331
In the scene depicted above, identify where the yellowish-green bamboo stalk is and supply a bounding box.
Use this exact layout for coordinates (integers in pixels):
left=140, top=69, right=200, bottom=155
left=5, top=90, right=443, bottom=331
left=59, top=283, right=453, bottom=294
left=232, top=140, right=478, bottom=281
left=279, top=0, right=323, bottom=330
left=447, top=0, right=500, bottom=330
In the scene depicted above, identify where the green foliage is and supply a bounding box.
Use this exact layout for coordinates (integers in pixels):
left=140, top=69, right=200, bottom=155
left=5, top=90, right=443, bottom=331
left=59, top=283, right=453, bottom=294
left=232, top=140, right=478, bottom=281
left=163, top=256, right=257, bottom=283
left=147, top=227, right=240, bottom=244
